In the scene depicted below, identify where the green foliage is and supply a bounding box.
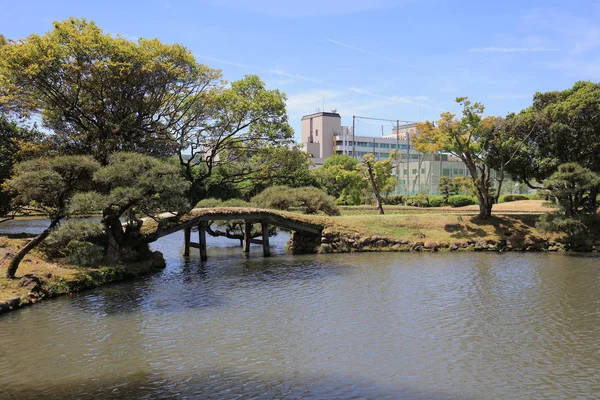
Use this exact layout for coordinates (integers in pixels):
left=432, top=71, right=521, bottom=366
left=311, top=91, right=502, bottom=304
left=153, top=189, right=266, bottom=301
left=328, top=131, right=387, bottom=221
left=95, top=152, right=190, bottom=216
left=406, top=193, right=430, bottom=207
left=252, top=186, right=295, bottom=211
left=501, top=194, right=530, bottom=202
left=176, top=74, right=293, bottom=204
left=541, top=163, right=600, bottom=216
left=65, top=241, right=105, bottom=267
left=437, top=177, right=456, bottom=202
left=314, top=155, right=365, bottom=205
left=4, top=156, right=100, bottom=219
left=0, top=115, right=46, bottom=216
left=453, top=176, right=475, bottom=196
left=427, top=195, right=445, bottom=207
left=447, top=195, right=477, bottom=207
left=251, top=186, right=340, bottom=216
left=359, top=154, right=396, bottom=197
left=68, top=191, right=105, bottom=217
left=505, top=81, right=600, bottom=185
left=537, top=213, right=600, bottom=247
left=221, top=198, right=253, bottom=207
left=385, top=195, right=405, bottom=205
left=292, top=187, right=340, bottom=216
left=0, top=18, right=219, bottom=164
left=40, top=220, right=104, bottom=259
left=195, top=198, right=223, bottom=208
left=415, top=98, right=519, bottom=217
left=241, top=146, right=317, bottom=198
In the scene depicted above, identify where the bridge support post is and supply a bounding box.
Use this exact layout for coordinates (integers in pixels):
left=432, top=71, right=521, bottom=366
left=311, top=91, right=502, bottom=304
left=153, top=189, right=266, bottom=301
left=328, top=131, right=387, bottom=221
left=183, top=226, right=191, bottom=256
left=244, top=221, right=252, bottom=253
left=261, top=221, right=270, bottom=257
left=198, top=221, right=208, bottom=261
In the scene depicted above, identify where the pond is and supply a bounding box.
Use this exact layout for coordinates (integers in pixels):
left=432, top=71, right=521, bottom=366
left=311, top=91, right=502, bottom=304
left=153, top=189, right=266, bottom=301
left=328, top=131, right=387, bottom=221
left=1, top=220, right=600, bottom=399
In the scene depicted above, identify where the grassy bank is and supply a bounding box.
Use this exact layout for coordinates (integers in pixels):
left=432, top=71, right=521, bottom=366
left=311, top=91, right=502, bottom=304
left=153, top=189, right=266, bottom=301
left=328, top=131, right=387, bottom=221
left=0, top=237, right=165, bottom=314
left=149, top=206, right=557, bottom=251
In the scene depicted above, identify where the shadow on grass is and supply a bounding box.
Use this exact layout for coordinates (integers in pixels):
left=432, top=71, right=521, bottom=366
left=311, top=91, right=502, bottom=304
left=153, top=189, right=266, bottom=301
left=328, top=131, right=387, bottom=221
left=444, top=214, right=539, bottom=240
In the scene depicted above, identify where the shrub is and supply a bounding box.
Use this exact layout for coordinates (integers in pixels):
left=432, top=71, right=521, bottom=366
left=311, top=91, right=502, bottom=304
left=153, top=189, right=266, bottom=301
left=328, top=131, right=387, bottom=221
left=251, top=186, right=295, bottom=211
left=501, top=194, right=530, bottom=203
left=447, top=195, right=477, bottom=207
left=385, top=195, right=404, bottom=205
left=537, top=214, right=600, bottom=248
left=427, top=195, right=445, bottom=207
left=406, top=193, right=429, bottom=207
left=195, top=198, right=223, bottom=208
left=293, top=187, right=340, bottom=216
left=41, top=220, right=104, bottom=259
left=65, top=240, right=105, bottom=267
left=221, top=199, right=253, bottom=207
left=252, top=186, right=340, bottom=216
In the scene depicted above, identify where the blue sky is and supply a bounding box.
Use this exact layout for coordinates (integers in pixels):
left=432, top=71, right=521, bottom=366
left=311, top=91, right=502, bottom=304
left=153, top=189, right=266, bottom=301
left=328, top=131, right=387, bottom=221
left=1, top=0, right=599, bottom=139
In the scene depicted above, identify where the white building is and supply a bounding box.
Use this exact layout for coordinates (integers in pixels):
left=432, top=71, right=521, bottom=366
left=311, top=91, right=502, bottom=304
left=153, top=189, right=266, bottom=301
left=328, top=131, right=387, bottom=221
left=300, top=111, right=526, bottom=195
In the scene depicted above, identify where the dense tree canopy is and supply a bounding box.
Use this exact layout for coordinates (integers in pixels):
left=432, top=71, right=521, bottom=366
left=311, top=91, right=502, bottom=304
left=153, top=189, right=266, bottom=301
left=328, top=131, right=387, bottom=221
left=505, top=81, right=600, bottom=187
left=0, top=18, right=221, bottom=164
left=3, top=156, right=100, bottom=277
left=175, top=74, right=293, bottom=204
left=314, top=155, right=365, bottom=205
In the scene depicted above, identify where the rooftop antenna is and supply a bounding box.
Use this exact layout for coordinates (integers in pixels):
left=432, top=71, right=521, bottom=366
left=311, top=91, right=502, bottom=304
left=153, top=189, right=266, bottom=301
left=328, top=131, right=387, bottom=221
left=322, top=93, right=325, bottom=113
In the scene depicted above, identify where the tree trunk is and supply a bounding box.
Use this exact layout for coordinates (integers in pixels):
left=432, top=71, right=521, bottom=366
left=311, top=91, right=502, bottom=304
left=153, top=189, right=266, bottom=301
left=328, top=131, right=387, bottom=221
left=102, top=212, right=127, bottom=262
left=476, top=189, right=494, bottom=219
left=365, top=160, right=384, bottom=215
left=5, top=219, right=59, bottom=279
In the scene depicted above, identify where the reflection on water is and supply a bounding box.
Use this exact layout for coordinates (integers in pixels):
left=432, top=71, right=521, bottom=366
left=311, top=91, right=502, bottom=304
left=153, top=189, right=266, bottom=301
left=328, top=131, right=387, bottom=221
left=1, top=220, right=600, bottom=399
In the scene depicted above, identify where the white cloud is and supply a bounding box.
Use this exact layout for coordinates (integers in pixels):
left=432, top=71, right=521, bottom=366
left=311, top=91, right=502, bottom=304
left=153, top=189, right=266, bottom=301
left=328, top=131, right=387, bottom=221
left=285, top=90, right=343, bottom=118
left=469, top=46, right=558, bottom=53
left=326, top=39, right=414, bottom=68
left=195, top=55, right=447, bottom=113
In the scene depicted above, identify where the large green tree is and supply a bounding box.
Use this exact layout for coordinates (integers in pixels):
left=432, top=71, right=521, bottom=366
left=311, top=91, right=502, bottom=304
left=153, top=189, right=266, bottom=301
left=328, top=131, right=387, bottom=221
left=0, top=18, right=221, bottom=165
left=174, top=74, right=293, bottom=204
left=74, top=153, right=190, bottom=261
left=3, top=156, right=100, bottom=278
left=505, top=81, right=600, bottom=191
left=314, top=154, right=365, bottom=205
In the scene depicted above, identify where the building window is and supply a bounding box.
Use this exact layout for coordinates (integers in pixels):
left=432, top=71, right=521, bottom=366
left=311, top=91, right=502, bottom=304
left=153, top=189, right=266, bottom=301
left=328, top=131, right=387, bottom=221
left=458, top=169, right=464, bottom=175
left=403, top=169, right=407, bottom=175
left=453, top=169, right=459, bottom=175
left=412, top=169, right=417, bottom=175
left=315, top=129, right=318, bottom=136
left=421, top=168, right=426, bottom=174
left=443, top=168, right=451, bottom=176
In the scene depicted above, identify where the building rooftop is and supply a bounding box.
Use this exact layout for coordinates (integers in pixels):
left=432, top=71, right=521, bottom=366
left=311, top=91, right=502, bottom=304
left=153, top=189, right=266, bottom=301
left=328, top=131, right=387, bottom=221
left=301, top=111, right=341, bottom=120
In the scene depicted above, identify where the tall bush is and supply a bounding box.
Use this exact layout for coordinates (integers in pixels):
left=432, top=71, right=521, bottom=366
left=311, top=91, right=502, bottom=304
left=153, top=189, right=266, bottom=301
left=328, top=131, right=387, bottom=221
left=252, top=186, right=340, bottom=216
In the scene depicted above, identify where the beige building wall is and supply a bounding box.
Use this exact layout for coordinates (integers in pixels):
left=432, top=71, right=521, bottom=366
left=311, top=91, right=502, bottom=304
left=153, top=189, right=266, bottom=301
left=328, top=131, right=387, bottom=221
left=300, top=112, right=341, bottom=159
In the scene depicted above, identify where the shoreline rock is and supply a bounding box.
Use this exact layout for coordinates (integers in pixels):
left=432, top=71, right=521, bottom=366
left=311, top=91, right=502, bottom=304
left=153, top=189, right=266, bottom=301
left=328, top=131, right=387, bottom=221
left=0, top=250, right=166, bottom=316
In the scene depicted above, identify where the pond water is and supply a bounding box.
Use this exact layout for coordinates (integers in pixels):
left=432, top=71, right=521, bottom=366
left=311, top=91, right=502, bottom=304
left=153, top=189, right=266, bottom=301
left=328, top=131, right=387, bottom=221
left=1, top=220, right=600, bottom=399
